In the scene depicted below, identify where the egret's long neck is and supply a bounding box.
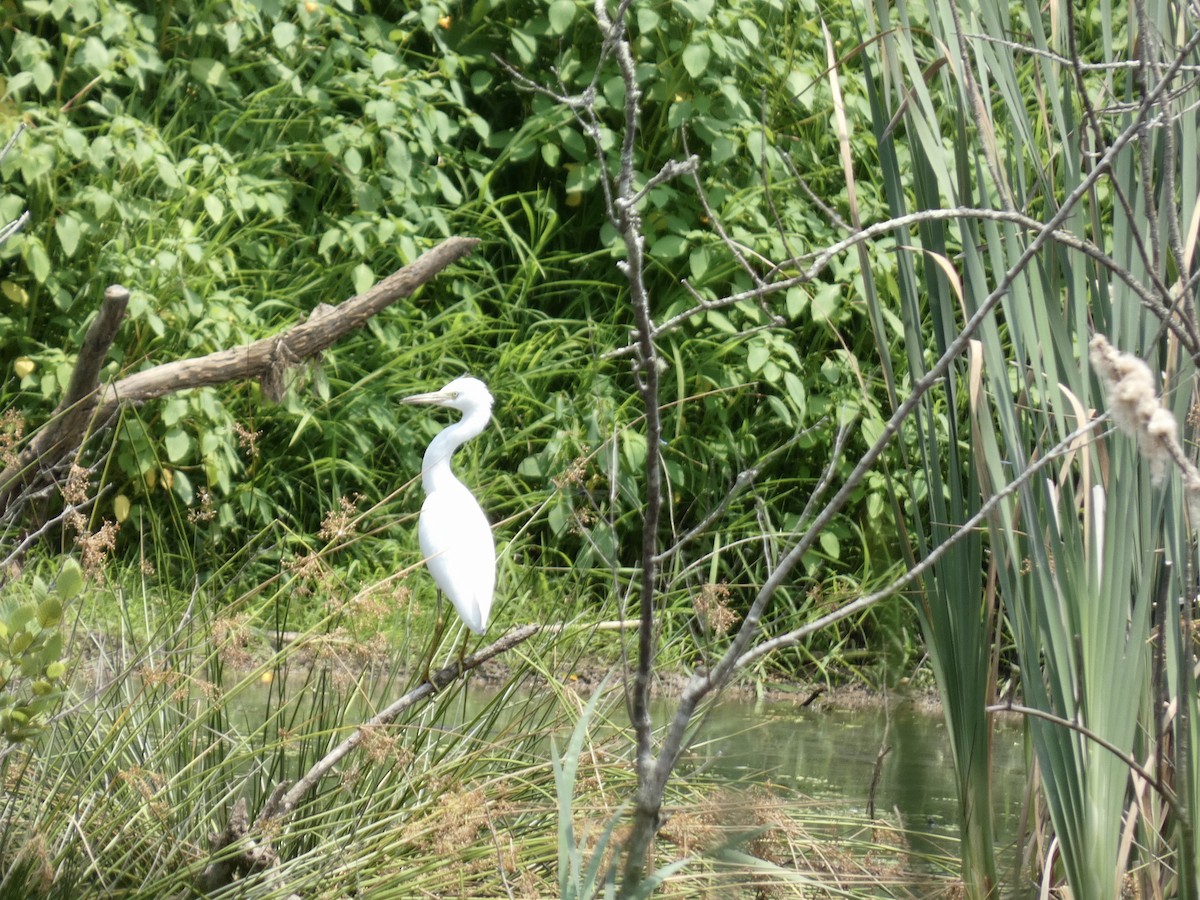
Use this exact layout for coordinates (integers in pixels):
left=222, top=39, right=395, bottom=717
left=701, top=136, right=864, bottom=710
left=421, top=405, right=490, bottom=494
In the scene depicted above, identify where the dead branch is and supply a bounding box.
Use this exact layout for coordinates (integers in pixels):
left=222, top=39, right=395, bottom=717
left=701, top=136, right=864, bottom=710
left=0, top=237, right=480, bottom=522
left=0, top=285, right=129, bottom=516
left=96, top=236, right=479, bottom=414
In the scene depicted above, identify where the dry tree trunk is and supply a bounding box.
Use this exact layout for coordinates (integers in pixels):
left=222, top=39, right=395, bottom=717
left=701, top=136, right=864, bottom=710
left=0, top=236, right=480, bottom=522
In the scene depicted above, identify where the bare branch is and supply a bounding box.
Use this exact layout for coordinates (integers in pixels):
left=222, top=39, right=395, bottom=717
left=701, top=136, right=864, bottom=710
left=97, top=237, right=480, bottom=415
left=601, top=205, right=1200, bottom=358
left=256, top=622, right=540, bottom=825
left=0, top=237, right=480, bottom=524
left=0, top=286, right=129, bottom=515
left=639, top=39, right=1198, bottom=804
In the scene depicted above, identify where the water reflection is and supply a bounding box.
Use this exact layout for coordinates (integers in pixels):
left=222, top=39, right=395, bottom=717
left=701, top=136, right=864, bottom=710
left=686, top=698, right=1027, bottom=853
left=226, top=670, right=1028, bottom=867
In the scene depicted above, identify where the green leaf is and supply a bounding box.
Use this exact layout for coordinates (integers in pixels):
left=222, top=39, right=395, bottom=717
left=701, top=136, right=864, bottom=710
left=55, top=214, right=81, bottom=257
left=785, top=287, right=808, bottom=318
left=32, top=61, right=54, bottom=95
left=819, top=531, right=840, bottom=560
left=38, top=596, right=63, bottom=629
left=548, top=499, right=570, bottom=535
left=511, top=28, right=537, bottom=65
left=372, top=52, right=399, bottom=80
left=677, top=0, right=715, bottom=22
left=650, top=234, right=687, bottom=259
left=164, top=427, right=191, bottom=463
left=621, top=430, right=647, bottom=470
left=747, top=343, right=770, bottom=373
left=811, top=283, right=839, bottom=322
left=55, top=559, right=83, bottom=602
left=548, top=0, right=576, bottom=34
left=352, top=264, right=374, bottom=295
left=191, top=58, right=227, bottom=87
left=707, top=310, right=736, bottom=334
left=25, top=238, right=50, bottom=284
left=637, top=7, right=661, bottom=31
left=272, top=22, right=298, bottom=49
left=681, top=43, right=711, bottom=79
left=204, top=194, right=224, bottom=223
left=81, top=36, right=112, bottom=70
left=783, top=372, right=806, bottom=417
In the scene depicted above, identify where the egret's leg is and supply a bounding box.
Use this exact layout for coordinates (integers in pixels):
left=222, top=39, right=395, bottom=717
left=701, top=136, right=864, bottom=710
left=456, top=629, right=469, bottom=671
left=421, top=591, right=447, bottom=685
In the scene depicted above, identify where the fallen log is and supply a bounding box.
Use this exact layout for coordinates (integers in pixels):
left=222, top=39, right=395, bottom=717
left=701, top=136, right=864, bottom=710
left=0, top=236, right=480, bottom=522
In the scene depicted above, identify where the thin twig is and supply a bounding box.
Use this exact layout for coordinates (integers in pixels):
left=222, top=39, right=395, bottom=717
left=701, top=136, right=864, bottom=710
left=986, top=700, right=1181, bottom=818
left=736, top=417, right=1106, bottom=670
left=644, top=30, right=1200, bottom=796
left=601, top=205, right=1200, bottom=358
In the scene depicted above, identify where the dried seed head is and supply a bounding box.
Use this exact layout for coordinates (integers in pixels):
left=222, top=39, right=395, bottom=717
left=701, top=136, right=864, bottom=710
left=1089, top=334, right=1177, bottom=484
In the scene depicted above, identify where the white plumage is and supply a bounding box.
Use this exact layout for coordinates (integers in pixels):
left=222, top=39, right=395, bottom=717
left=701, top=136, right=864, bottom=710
left=402, top=376, right=496, bottom=635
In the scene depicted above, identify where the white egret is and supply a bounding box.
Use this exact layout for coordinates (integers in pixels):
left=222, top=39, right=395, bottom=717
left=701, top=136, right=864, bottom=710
left=402, top=376, right=496, bottom=638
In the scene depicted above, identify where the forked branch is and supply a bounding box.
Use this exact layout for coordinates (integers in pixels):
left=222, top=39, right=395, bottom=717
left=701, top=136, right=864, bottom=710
left=0, top=237, right=480, bottom=523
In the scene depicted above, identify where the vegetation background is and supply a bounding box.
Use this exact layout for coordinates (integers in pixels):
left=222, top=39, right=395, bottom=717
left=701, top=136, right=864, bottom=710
left=2, top=0, right=908, bottom=674
left=2, top=0, right=1198, bottom=896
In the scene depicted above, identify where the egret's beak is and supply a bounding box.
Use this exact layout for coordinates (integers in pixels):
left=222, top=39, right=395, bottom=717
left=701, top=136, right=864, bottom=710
left=402, top=389, right=454, bottom=406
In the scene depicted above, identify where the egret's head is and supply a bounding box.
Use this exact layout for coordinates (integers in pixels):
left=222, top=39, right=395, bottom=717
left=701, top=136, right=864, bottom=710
left=402, top=376, right=494, bottom=414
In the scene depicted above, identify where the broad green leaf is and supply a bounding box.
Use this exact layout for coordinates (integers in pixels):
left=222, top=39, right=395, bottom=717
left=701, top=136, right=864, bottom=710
left=272, top=22, right=297, bottom=49
left=783, top=371, right=806, bottom=417
left=164, top=427, right=191, bottom=462
left=811, top=283, right=839, bottom=322
left=747, top=343, right=769, bottom=373
left=637, top=7, right=660, bottom=31
left=55, top=559, right=83, bottom=602
left=25, top=238, right=50, bottom=284
left=548, top=0, right=576, bottom=34
left=190, top=58, right=227, bottom=87
left=681, top=43, right=710, bottom=79
left=1, top=281, right=28, bottom=306
left=650, top=234, right=687, bottom=258
left=818, top=531, right=839, bottom=560
left=204, top=194, right=224, bottom=223
left=32, top=61, right=54, bottom=94
left=55, top=213, right=81, bottom=257
left=38, top=596, right=63, bottom=628
left=677, top=0, right=714, bottom=21
left=785, top=287, right=807, bottom=319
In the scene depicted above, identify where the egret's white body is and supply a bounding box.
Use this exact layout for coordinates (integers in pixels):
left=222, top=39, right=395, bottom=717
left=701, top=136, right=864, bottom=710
left=402, top=376, right=496, bottom=635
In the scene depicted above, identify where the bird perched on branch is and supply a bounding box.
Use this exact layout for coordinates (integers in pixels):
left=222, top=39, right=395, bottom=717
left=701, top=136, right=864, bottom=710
left=402, top=376, right=496, bottom=638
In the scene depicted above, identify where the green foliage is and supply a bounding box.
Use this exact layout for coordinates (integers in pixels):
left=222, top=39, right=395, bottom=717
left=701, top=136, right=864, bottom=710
left=1, top=0, right=913, bottom=672
left=0, top=558, right=76, bottom=742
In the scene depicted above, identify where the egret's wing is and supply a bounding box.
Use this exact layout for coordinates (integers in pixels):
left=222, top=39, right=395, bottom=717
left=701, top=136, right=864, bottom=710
left=418, top=486, right=496, bottom=634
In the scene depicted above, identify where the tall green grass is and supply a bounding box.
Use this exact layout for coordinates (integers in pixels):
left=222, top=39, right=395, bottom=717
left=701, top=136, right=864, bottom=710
left=859, top=0, right=1200, bottom=894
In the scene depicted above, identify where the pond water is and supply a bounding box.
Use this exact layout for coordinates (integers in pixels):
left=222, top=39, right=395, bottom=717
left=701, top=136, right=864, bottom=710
left=683, top=697, right=1028, bottom=860
left=228, top=670, right=1030, bottom=885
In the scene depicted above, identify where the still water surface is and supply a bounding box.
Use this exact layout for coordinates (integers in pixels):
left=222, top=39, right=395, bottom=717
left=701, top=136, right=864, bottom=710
left=236, top=674, right=1029, bottom=874
left=684, top=698, right=1028, bottom=854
